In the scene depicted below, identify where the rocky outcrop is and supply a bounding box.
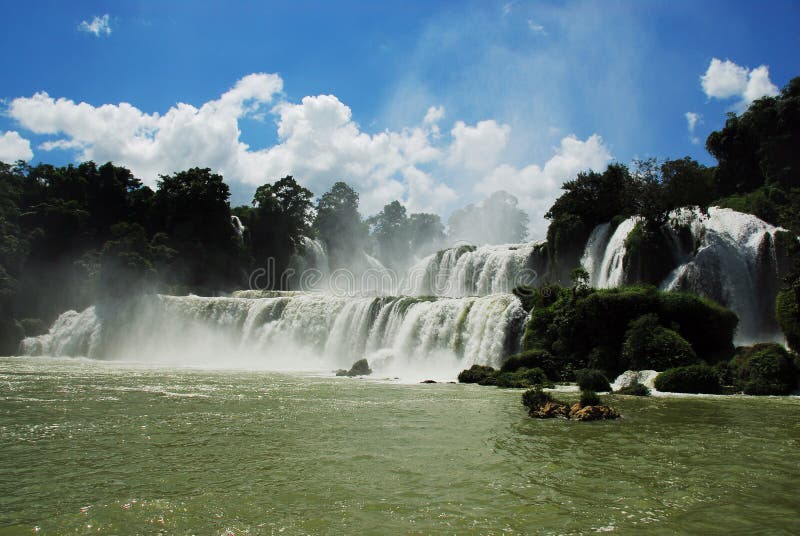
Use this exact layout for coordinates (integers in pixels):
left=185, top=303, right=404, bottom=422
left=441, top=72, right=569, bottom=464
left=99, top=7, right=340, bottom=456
left=569, top=402, right=620, bottom=421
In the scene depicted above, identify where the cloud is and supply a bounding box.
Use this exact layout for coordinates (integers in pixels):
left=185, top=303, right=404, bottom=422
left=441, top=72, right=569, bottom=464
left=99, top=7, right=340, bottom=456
left=78, top=14, right=111, bottom=36
left=447, top=120, right=510, bottom=172
left=475, top=134, right=612, bottom=237
left=701, top=58, right=779, bottom=109
left=0, top=131, right=33, bottom=163
left=7, top=72, right=611, bottom=226
left=527, top=20, right=546, bottom=33
left=685, top=112, right=701, bottom=145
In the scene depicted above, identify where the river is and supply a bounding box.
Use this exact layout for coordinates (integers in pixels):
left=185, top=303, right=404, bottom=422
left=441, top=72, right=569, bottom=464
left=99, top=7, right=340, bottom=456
left=1, top=356, right=798, bottom=534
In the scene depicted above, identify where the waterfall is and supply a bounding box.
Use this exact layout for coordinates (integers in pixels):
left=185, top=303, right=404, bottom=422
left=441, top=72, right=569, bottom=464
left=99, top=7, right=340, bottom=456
left=404, top=242, right=541, bottom=297
left=580, top=207, right=787, bottom=343
left=660, top=207, right=784, bottom=342
left=20, top=292, right=528, bottom=379
left=590, top=218, right=640, bottom=288
left=230, top=215, right=245, bottom=240
left=580, top=223, right=611, bottom=284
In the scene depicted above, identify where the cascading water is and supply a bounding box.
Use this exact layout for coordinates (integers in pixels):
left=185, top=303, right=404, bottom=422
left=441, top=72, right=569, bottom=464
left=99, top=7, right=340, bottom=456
left=20, top=292, right=528, bottom=380
left=404, top=242, right=541, bottom=297
left=580, top=207, right=788, bottom=343
left=582, top=218, right=640, bottom=288
left=230, top=215, right=245, bottom=240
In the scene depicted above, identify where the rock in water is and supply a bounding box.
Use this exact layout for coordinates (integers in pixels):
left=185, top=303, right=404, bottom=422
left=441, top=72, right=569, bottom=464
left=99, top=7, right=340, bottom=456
left=336, top=358, right=373, bottom=377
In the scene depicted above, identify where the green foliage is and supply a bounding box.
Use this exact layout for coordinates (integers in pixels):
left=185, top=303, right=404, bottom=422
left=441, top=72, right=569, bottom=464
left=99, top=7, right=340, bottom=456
left=621, top=314, right=698, bottom=371
left=579, top=389, right=601, bottom=407
left=313, top=182, right=367, bottom=270
left=457, top=364, right=495, bottom=383
left=521, top=387, right=553, bottom=412
left=335, top=358, right=373, bottom=377
left=575, top=369, right=611, bottom=392
left=501, top=348, right=563, bottom=381
left=729, top=343, right=799, bottom=395
left=249, top=175, right=314, bottom=287
left=458, top=364, right=552, bottom=389
left=776, top=287, right=800, bottom=351
left=520, top=285, right=735, bottom=379
left=615, top=382, right=651, bottom=396
left=654, top=364, right=722, bottom=394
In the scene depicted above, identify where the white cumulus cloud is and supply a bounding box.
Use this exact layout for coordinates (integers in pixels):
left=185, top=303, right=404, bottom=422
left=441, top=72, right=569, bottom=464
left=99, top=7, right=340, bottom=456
left=701, top=58, right=779, bottom=109
left=0, top=131, right=33, bottom=163
left=476, top=134, right=612, bottom=237
left=447, top=120, right=511, bottom=172
left=79, top=14, right=111, bottom=36
left=7, top=72, right=613, bottom=226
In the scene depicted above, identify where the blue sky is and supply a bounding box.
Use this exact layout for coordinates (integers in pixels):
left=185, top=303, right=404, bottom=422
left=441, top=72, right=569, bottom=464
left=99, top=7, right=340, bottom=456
left=1, top=0, right=798, bottom=237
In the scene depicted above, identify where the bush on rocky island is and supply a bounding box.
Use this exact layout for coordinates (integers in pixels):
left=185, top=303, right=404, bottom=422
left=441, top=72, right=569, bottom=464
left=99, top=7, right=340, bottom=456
left=579, top=389, right=601, bottom=407
left=521, top=387, right=619, bottom=421
left=615, top=382, right=651, bottom=396
left=575, top=368, right=612, bottom=392
left=654, top=364, right=722, bottom=394
left=458, top=364, right=553, bottom=389
left=335, top=358, right=373, bottom=377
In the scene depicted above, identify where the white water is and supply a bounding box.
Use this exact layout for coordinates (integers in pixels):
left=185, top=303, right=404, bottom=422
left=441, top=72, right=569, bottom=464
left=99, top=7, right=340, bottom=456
left=610, top=370, right=660, bottom=392
left=230, top=215, right=245, bottom=240
left=580, top=207, right=786, bottom=342
left=585, top=218, right=640, bottom=288
left=20, top=292, right=528, bottom=380
left=404, top=243, right=540, bottom=297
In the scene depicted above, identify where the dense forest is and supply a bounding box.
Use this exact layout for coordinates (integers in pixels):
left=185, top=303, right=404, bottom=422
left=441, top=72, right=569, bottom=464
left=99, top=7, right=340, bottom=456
left=1, top=76, right=798, bottom=355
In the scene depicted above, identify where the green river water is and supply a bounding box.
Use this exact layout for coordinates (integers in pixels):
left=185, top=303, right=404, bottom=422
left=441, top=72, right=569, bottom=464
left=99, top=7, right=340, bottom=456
left=1, top=356, right=798, bottom=534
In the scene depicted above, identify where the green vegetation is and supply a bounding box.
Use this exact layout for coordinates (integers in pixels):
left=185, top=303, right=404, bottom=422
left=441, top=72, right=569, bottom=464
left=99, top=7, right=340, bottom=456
left=729, top=343, right=799, bottom=395
left=458, top=364, right=553, bottom=389
left=654, top=365, right=722, bottom=394
left=575, top=369, right=611, bottom=392
left=335, top=358, right=373, bottom=377
left=615, top=382, right=651, bottom=396
left=515, top=284, right=736, bottom=380
left=579, top=389, right=601, bottom=407
left=621, top=314, right=698, bottom=370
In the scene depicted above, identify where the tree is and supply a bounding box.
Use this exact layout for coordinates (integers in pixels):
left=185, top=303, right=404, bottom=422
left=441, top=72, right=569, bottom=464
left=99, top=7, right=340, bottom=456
left=154, top=167, right=239, bottom=291
left=368, top=200, right=411, bottom=269
left=408, top=213, right=445, bottom=256
left=249, top=175, right=314, bottom=288
left=313, top=181, right=367, bottom=269
left=448, top=191, right=529, bottom=245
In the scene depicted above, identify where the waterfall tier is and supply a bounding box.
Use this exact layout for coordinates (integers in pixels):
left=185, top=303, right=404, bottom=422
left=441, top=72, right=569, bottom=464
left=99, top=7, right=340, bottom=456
left=20, top=292, right=528, bottom=378
left=405, top=242, right=542, bottom=297
left=580, top=207, right=788, bottom=342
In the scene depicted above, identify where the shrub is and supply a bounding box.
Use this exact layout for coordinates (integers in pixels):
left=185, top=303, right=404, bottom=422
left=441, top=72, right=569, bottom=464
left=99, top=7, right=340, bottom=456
left=457, top=364, right=495, bottom=384
left=521, top=387, right=553, bottom=412
left=501, top=348, right=562, bottom=380
left=622, top=314, right=698, bottom=370
left=336, top=358, right=373, bottom=377
left=575, top=368, right=611, bottom=392
left=654, top=364, right=722, bottom=394
left=460, top=366, right=553, bottom=389
left=776, top=288, right=800, bottom=351
left=730, top=343, right=798, bottom=395
left=615, top=382, right=650, bottom=396
left=579, top=389, right=601, bottom=407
